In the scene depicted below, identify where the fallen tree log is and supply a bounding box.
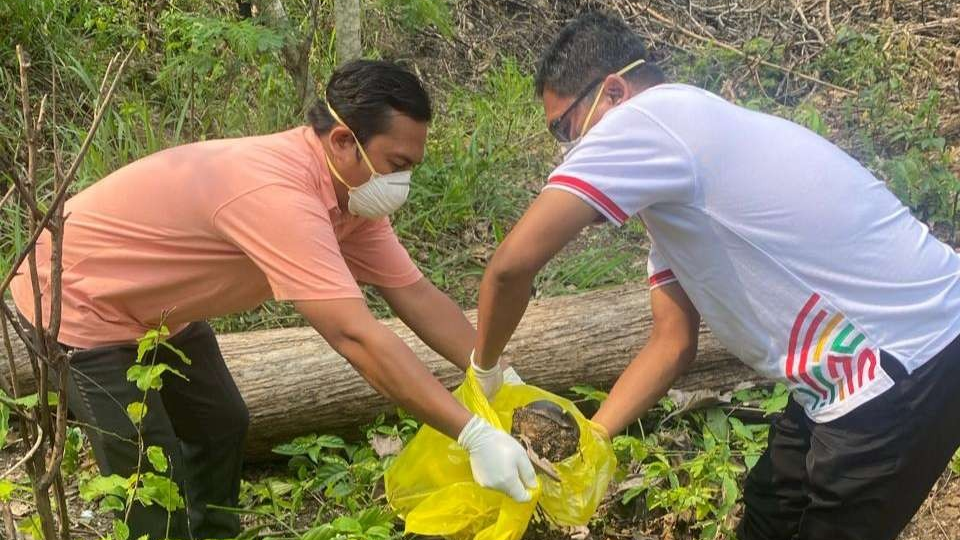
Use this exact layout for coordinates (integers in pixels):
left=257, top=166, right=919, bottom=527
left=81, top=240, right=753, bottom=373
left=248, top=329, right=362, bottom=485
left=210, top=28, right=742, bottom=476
left=2, top=285, right=760, bottom=460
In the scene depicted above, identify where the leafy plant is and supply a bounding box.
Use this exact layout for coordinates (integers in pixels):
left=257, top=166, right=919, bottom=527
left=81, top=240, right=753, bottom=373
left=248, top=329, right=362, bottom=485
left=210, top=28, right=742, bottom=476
left=377, top=0, right=453, bottom=37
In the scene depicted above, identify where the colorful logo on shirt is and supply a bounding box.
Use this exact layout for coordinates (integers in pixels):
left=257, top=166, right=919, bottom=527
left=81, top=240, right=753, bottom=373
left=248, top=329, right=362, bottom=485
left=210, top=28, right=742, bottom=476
left=785, top=293, right=879, bottom=410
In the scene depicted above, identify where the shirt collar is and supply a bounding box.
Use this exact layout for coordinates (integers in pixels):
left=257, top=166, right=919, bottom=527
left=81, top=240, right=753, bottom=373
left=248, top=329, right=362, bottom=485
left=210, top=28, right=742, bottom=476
left=301, top=126, right=341, bottom=214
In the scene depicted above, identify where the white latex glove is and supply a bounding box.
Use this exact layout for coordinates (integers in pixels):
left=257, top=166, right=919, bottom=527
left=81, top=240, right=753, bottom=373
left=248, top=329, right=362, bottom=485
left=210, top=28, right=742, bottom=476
left=503, top=366, right=524, bottom=385
left=458, top=415, right=538, bottom=502
left=470, top=349, right=504, bottom=399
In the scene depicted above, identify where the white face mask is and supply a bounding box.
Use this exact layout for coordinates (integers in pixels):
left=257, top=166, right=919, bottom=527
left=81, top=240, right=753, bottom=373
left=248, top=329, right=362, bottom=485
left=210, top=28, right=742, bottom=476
left=325, top=104, right=412, bottom=219
left=343, top=169, right=411, bottom=219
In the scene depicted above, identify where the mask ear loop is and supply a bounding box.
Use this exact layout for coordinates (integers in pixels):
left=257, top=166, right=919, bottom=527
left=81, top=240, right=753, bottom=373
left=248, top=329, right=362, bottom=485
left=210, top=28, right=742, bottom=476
left=325, top=154, right=355, bottom=192
left=577, top=58, right=647, bottom=137
left=326, top=102, right=381, bottom=176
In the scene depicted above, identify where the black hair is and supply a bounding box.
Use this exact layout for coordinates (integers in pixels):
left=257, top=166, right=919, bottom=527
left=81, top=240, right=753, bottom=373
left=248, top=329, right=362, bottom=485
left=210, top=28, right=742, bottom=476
left=535, top=12, right=665, bottom=98
left=308, top=60, right=432, bottom=144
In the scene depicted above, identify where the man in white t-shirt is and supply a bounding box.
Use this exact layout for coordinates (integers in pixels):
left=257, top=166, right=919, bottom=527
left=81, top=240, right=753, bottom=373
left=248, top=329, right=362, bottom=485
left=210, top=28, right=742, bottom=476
left=469, top=12, right=960, bottom=540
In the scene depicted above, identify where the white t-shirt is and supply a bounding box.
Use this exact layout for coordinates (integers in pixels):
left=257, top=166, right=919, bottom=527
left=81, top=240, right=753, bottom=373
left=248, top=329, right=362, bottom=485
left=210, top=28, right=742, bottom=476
left=546, top=83, right=960, bottom=422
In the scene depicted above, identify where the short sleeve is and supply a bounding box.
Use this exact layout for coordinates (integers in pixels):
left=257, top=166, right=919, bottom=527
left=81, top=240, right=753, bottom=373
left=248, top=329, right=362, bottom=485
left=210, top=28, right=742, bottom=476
left=543, top=106, right=695, bottom=226
left=339, top=217, right=423, bottom=288
left=213, top=184, right=363, bottom=301
left=647, top=239, right=678, bottom=290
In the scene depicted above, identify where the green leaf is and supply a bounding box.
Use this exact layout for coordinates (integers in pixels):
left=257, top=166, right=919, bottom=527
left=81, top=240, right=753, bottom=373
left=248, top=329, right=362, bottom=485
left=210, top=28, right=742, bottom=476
left=10, top=392, right=58, bottom=409
left=0, top=480, right=17, bottom=501
left=136, top=326, right=171, bottom=363
left=126, top=363, right=187, bottom=392
left=272, top=435, right=316, bottom=456
left=301, top=524, right=336, bottom=540
left=146, top=446, right=168, bottom=473
left=18, top=514, right=44, bottom=540
left=570, top=385, right=609, bottom=403
left=704, top=408, right=730, bottom=442
left=59, top=427, right=84, bottom=477
left=160, top=341, right=192, bottom=365
left=728, top=416, right=754, bottom=442
left=332, top=516, right=362, bottom=534
left=315, top=434, right=346, bottom=449
left=100, top=495, right=126, bottom=513
left=136, top=473, right=184, bottom=512
left=326, top=477, right=355, bottom=499
left=762, top=384, right=790, bottom=415
left=113, top=519, right=130, bottom=540
left=0, top=402, right=8, bottom=450
left=79, top=474, right=129, bottom=502
left=127, top=402, right=148, bottom=424
left=721, top=475, right=739, bottom=510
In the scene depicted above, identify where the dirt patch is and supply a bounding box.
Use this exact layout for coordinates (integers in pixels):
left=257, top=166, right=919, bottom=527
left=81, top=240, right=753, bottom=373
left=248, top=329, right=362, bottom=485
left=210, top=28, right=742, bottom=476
left=899, top=471, right=960, bottom=540
left=511, top=400, right=580, bottom=463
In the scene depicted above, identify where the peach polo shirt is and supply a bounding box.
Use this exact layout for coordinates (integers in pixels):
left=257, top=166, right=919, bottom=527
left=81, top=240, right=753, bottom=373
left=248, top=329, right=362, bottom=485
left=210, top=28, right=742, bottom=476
left=10, top=126, right=422, bottom=349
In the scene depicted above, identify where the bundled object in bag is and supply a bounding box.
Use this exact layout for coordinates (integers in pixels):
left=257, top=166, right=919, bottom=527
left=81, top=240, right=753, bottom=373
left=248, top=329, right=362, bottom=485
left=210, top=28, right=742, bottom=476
left=385, top=369, right=617, bottom=540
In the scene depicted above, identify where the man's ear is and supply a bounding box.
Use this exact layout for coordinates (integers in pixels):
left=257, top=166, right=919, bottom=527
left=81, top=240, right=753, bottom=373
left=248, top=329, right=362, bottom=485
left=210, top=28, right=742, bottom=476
left=328, top=125, right=356, bottom=152
left=603, top=75, right=629, bottom=104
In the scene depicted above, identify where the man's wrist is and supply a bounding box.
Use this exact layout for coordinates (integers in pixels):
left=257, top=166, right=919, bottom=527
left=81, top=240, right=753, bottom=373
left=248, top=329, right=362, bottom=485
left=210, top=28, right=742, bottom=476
left=470, top=348, right=499, bottom=373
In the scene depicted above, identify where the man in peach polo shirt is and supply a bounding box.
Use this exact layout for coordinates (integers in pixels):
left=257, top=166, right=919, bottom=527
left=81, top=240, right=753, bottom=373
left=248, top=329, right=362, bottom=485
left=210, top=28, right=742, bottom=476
left=11, top=60, right=536, bottom=539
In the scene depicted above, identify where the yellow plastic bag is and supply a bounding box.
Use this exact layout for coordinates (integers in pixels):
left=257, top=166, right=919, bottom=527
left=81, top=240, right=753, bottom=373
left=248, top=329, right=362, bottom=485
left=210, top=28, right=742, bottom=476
left=385, top=369, right=617, bottom=540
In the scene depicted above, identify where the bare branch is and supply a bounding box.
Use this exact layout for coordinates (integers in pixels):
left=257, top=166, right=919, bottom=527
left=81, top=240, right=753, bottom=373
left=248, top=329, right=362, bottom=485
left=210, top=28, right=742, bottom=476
left=639, top=5, right=857, bottom=96
left=0, top=45, right=135, bottom=298
left=0, top=425, right=43, bottom=480
left=0, top=185, right=13, bottom=212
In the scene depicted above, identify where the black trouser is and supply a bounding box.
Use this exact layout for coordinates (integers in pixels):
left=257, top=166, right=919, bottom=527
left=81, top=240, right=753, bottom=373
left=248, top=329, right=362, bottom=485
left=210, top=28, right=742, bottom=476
left=736, top=335, right=960, bottom=540
left=46, top=321, right=248, bottom=540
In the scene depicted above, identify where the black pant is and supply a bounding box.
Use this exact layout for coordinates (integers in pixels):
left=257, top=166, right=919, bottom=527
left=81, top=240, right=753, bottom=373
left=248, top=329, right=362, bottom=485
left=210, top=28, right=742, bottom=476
left=737, top=335, right=960, bottom=540
left=61, top=322, right=248, bottom=539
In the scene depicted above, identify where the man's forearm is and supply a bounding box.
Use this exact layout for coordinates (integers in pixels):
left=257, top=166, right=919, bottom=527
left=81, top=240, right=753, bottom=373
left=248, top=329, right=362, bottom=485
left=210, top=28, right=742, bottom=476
left=592, top=340, right=695, bottom=436
left=412, top=292, right=475, bottom=371
left=380, top=279, right=475, bottom=370
left=474, top=266, right=534, bottom=370
left=335, top=321, right=472, bottom=439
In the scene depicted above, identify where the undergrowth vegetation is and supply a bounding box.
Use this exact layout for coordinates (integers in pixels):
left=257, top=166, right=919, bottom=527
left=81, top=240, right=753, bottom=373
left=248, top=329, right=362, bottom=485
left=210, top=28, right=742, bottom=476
left=2, top=0, right=958, bottom=539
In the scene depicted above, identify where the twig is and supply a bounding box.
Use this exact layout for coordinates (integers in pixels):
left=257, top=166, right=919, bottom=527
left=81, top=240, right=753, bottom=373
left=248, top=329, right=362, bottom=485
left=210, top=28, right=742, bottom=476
left=38, top=363, right=69, bottom=490
left=824, top=0, right=836, bottom=36
left=793, top=0, right=825, bottom=45
left=903, top=17, right=960, bottom=34
left=0, top=185, right=14, bottom=212
left=638, top=5, right=857, bottom=96
left=0, top=302, right=43, bottom=360
left=0, top=426, right=44, bottom=480
left=0, top=308, right=21, bottom=399
left=0, top=45, right=135, bottom=298
left=2, top=501, right=16, bottom=540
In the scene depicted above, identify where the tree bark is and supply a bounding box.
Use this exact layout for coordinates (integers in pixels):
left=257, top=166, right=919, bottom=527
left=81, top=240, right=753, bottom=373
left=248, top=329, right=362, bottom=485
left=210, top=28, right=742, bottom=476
left=3, top=285, right=759, bottom=460
left=334, top=0, right=362, bottom=64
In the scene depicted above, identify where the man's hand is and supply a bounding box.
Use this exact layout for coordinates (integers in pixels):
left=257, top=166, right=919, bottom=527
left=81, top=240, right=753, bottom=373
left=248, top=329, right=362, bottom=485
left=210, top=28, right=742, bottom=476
left=471, top=350, right=526, bottom=398
left=458, top=416, right=538, bottom=502
left=471, top=350, right=504, bottom=398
